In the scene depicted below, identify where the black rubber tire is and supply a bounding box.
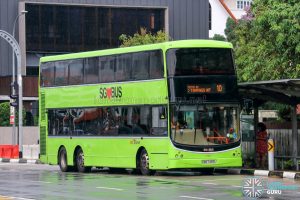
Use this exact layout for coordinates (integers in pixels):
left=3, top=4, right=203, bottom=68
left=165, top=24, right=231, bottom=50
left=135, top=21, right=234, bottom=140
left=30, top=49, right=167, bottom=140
left=75, top=148, right=91, bottom=173
left=139, top=149, right=155, bottom=176
left=108, top=168, right=127, bottom=174
left=197, top=168, right=215, bottom=175
left=58, top=147, right=70, bottom=172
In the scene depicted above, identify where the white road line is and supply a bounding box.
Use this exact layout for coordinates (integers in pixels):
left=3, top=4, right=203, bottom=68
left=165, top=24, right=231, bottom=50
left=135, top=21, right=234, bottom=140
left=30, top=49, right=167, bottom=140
left=180, top=195, right=214, bottom=200
left=30, top=181, right=52, bottom=184
left=202, top=183, right=217, bottom=185
left=231, top=185, right=242, bottom=188
left=96, top=186, right=124, bottom=191
left=0, top=195, right=35, bottom=200
left=198, top=178, right=243, bottom=182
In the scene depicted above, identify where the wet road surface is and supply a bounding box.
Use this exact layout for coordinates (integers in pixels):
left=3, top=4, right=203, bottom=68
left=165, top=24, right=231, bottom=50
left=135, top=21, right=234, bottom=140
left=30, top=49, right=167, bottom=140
left=0, top=163, right=299, bottom=200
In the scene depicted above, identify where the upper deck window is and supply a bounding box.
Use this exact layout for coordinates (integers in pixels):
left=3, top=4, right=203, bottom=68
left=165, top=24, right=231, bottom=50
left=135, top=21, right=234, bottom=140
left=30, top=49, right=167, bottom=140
left=167, top=48, right=235, bottom=76
left=40, top=50, right=164, bottom=87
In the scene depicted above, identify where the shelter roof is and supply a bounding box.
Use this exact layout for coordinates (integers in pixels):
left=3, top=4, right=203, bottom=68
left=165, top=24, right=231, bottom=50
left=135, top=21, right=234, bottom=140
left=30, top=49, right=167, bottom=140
left=238, top=79, right=300, bottom=106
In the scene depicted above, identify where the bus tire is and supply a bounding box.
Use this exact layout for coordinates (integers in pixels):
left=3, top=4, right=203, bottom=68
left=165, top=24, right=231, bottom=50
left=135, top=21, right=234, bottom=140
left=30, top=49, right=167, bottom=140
left=195, top=168, right=214, bottom=175
left=139, top=149, right=155, bottom=176
left=58, top=147, right=70, bottom=172
left=75, top=148, right=91, bottom=173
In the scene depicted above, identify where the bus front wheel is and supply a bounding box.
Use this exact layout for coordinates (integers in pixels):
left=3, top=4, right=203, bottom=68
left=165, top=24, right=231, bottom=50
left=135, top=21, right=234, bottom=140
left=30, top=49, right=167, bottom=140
left=139, top=149, right=155, bottom=176
left=58, top=147, right=70, bottom=172
left=75, top=148, right=91, bottom=173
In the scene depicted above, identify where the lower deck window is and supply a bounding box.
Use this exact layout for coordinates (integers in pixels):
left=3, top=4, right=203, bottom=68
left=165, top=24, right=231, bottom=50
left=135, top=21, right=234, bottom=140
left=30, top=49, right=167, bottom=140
left=48, top=105, right=167, bottom=137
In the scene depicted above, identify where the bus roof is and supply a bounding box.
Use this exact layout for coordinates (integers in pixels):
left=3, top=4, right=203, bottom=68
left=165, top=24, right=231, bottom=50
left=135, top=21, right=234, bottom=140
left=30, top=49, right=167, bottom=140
left=40, top=40, right=233, bottom=63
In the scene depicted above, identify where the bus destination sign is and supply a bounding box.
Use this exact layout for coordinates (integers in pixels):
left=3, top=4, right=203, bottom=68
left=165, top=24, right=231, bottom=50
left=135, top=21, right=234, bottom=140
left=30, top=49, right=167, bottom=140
left=187, top=84, right=225, bottom=94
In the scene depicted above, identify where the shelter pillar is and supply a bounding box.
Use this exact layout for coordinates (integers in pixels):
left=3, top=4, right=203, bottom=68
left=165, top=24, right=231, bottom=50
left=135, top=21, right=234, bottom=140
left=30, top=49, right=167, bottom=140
left=291, top=105, right=299, bottom=171
left=253, top=105, right=259, bottom=168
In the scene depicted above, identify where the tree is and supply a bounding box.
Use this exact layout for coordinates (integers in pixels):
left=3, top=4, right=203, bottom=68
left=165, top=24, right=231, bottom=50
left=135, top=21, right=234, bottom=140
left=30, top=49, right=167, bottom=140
left=226, top=1, right=300, bottom=82
left=0, top=102, right=25, bottom=126
left=119, top=28, right=170, bottom=47
left=211, top=34, right=226, bottom=41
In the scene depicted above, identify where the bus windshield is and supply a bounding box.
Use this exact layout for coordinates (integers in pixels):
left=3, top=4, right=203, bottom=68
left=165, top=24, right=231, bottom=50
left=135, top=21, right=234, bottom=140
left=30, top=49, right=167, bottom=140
left=170, top=105, right=240, bottom=146
left=167, top=48, right=235, bottom=76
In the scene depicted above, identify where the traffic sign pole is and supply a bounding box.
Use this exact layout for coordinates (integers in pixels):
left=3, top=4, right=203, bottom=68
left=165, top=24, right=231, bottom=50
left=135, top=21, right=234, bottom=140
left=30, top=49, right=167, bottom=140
left=268, top=138, right=274, bottom=171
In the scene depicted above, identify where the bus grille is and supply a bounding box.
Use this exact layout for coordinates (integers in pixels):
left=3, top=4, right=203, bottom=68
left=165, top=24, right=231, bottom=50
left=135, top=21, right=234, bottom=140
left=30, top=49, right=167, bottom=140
left=40, top=92, right=45, bottom=121
left=40, top=126, right=46, bottom=155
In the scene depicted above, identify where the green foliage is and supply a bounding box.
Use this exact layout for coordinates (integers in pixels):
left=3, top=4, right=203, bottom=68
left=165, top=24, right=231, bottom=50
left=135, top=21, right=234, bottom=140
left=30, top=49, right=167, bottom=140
left=211, top=34, right=226, bottom=41
left=283, top=159, right=295, bottom=170
left=119, top=27, right=170, bottom=47
left=0, top=102, right=10, bottom=126
left=0, top=102, right=26, bottom=126
left=226, top=0, right=300, bottom=82
left=224, top=18, right=237, bottom=43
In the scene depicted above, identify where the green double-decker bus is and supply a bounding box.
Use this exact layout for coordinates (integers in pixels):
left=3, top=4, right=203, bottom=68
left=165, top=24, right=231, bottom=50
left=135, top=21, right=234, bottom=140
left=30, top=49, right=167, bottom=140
left=39, top=40, right=242, bottom=174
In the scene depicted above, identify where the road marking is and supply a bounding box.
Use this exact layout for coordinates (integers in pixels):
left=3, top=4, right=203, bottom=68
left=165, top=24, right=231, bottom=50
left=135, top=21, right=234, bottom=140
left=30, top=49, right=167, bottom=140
left=202, top=183, right=217, bottom=185
left=0, top=195, right=35, bottom=200
left=180, top=195, right=214, bottom=200
left=30, top=181, right=52, bottom=184
left=96, top=186, right=124, bottom=191
left=231, top=185, right=242, bottom=188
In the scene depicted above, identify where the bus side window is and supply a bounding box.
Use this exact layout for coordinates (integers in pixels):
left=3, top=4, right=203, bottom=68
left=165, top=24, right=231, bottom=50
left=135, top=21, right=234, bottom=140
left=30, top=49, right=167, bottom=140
left=150, top=50, right=164, bottom=79
left=132, top=52, right=149, bottom=80
left=84, top=57, right=99, bottom=84
left=41, top=62, right=55, bottom=87
left=115, top=54, right=132, bottom=81
left=55, top=61, right=68, bottom=86
left=69, top=59, right=84, bottom=85
left=99, top=56, right=115, bottom=83
left=151, top=106, right=167, bottom=136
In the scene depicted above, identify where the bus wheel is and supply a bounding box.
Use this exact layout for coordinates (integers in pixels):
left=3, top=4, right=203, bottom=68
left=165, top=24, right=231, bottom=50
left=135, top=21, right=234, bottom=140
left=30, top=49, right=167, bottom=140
left=58, top=147, right=70, bottom=172
left=139, top=149, right=155, bottom=176
left=75, top=148, right=91, bottom=173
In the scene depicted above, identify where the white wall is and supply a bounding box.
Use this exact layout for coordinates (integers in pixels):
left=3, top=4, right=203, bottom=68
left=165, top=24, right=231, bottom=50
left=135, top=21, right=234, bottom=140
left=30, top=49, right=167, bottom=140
left=0, top=127, right=39, bottom=145
left=209, top=0, right=230, bottom=38
left=224, top=0, right=251, bottom=19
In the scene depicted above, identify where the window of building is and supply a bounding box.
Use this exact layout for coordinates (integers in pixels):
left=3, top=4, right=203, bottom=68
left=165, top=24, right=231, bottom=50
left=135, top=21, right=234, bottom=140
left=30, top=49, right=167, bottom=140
left=209, top=3, right=211, bottom=30
left=237, top=0, right=252, bottom=10
left=26, top=4, right=165, bottom=52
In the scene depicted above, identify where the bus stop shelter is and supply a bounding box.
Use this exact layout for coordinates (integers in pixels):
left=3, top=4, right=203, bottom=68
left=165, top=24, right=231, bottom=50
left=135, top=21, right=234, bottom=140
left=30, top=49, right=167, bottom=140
left=238, top=79, right=300, bottom=170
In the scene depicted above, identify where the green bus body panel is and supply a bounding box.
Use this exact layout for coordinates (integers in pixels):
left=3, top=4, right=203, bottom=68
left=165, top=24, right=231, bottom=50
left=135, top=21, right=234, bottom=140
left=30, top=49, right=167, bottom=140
left=39, top=40, right=242, bottom=169
left=44, top=80, right=168, bottom=108
left=46, top=137, right=241, bottom=169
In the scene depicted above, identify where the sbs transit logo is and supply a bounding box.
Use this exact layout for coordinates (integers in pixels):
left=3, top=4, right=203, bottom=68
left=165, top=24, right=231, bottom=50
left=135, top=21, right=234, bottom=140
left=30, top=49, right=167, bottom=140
left=99, top=86, right=122, bottom=99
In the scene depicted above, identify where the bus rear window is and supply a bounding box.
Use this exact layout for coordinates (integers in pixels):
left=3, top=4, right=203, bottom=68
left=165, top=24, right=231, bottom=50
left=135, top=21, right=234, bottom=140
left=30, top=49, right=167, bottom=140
left=167, top=48, right=235, bottom=76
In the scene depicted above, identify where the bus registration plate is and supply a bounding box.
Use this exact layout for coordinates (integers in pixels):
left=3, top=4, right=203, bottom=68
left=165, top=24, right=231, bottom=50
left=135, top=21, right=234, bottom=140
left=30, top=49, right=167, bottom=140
left=202, top=160, right=216, bottom=164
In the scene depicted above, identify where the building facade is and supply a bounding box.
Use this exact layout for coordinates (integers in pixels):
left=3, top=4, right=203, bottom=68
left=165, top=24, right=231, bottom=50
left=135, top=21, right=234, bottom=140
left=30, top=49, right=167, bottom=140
left=0, top=0, right=209, bottom=125
left=209, top=0, right=252, bottom=38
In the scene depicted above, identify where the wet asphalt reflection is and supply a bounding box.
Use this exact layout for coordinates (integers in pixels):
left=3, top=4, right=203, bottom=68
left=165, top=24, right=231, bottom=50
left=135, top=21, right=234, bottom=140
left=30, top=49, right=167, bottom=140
left=0, top=163, right=299, bottom=200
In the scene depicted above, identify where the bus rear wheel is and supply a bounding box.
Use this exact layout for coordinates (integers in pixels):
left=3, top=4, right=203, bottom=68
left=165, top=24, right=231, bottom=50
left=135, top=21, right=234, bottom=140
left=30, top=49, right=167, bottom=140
left=75, top=148, right=91, bottom=173
left=58, top=147, right=71, bottom=172
left=139, top=149, right=155, bottom=176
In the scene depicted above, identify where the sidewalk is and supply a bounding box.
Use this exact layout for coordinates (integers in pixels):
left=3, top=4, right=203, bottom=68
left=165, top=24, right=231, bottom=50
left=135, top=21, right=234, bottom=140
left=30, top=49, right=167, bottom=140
left=214, top=168, right=300, bottom=180
left=0, top=158, right=40, bottom=164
